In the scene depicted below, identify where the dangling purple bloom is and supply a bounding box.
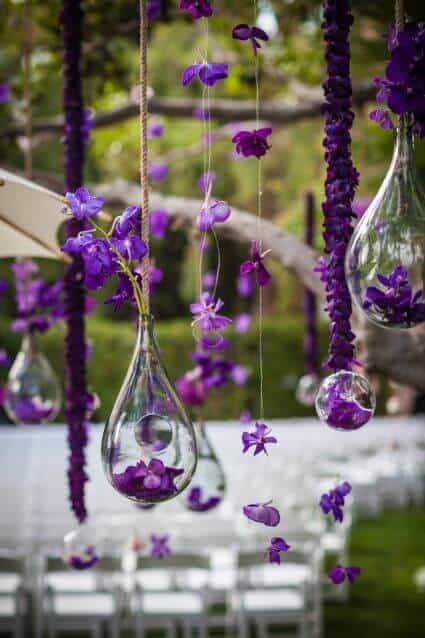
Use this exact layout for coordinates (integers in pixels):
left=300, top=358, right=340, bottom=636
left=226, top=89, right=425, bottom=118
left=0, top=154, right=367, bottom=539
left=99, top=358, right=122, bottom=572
left=267, top=537, right=291, bottom=564
left=186, top=486, right=221, bottom=512
left=148, top=0, right=161, bottom=23
left=328, top=564, right=361, bottom=585
left=190, top=292, right=232, bottom=333
left=232, top=128, right=272, bottom=158
left=240, top=240, right=271, bottom=287
left=13, top=398, right=55, bottom=424
left=243, top=501, right=280, bottom=526
left=113, top=459, right=184, bottom=501
left=111, top=235, right=147, bottom=261
left=235, top=313, right=252, bottom=333
left=237, top=273, right=254, bottom=297
left=197, top=170, right=216, bottom=194
left=231, top=364, right=248, bottom=386
left=0, top=83, right=10, bottom=104
left=320, top=481, right=352, bottom=523
left=148, top=162, right=169, bottom=182
left=65, top=187, right=104, bottom=220
left=150, top=209, right=169, bottom=238
left=150, top=534, right=171, bottom=559
left=197, top=200, right=231, bottom=231
left=179, top=0, right=213, bottom=19
left=182, top=61, right=228, bottom=87
left=242, top=421, right=277, bottom=456
left=63, top=235, right=116, bottom=290
left=232, top=23, right=269, bottom=55
left=147, top=122, right=164, bottom=138
left=112, top=206, right=140, bottom=239
left=176, top=371, right=207, bottom=406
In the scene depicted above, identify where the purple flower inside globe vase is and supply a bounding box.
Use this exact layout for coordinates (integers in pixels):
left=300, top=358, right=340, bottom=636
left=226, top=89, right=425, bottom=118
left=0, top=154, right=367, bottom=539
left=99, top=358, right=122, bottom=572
left=315, top=371, right=376, bottom=431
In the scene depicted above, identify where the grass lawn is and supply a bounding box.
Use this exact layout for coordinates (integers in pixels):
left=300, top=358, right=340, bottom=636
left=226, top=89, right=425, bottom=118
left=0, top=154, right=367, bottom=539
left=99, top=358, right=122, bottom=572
left=325, top=507, right=425, bottom=638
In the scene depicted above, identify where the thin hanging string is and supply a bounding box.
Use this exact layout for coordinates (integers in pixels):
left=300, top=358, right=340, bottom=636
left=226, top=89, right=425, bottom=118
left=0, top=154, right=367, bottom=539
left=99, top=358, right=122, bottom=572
left=23, top=0, right=33, bottom=179
left=395, top=0, right=404, bottom=33
left=139, top=0, right=150, bottom=315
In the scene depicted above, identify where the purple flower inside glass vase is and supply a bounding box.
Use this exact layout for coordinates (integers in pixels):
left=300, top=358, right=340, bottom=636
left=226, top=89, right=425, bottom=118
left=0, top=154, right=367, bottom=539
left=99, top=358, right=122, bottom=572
left=186, top=485, right=221, bottom=512
left=315, top=371, right=375, bottom=431
left=112, top=459, right=184, bottom=503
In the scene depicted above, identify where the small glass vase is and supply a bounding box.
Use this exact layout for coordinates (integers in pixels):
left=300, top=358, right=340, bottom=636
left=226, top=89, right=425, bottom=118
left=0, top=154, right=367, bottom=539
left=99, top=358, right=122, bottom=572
left=4, top=332, right=61, bottom=424
left=101, top=315, right=197, bottom=505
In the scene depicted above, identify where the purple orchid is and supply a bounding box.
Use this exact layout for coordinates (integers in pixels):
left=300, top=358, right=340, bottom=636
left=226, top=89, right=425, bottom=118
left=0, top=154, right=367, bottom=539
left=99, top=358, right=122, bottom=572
left=148, top=162, right=169, bottom=182
left=181, top=61, right=228, bottom=87
left=177, top=351, right=239, bottom=407
left=362, top=265, right=425, bottom=327
left=179, top=0, right=213, bottom=19
left=186, top=486, right=221, bottom=512
left=113, top=459, right=184, bottom=502
left=242, top=421, right=277, bottom=456
left=105, top=275, right=134, bottom=312
left=243, top=501, right=280, bottom=527
left=232, top=23, right=269, bottom=55
left=111, top=235, right=147, bottom=261
left=67, top=546, right=99, bottom=571
left=328, top=564, right=361, bottom=585
left=237, top=273, right=254, bottom=297
left=150, top=534, right=171, bottom=559
left=197, top=199, right=231, bottom=231
left=240, top=240, right=271, bottom=287
left=150, top=209, right=169, bottom=238
left=190, top=292, right=232, bottom=333
left=235, top=313, right=252, bottom=333
left=147, top=122, right=164, bottom=138
left=65, top=187, right=104, bottom=220
left=232, top=128, right=272, bottom=158
left=267, top=537, right=291, bottom=564
left=320, top=481, right=352, bottom=523
left=64, top=234, right=116, bottom=290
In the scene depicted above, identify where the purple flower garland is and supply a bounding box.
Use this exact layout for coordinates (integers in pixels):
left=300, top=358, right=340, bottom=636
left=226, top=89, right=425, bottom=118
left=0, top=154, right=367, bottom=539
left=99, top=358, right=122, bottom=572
left=61, top=0, right=89, bottom=523
left=320, top=0, right=359, bottom=372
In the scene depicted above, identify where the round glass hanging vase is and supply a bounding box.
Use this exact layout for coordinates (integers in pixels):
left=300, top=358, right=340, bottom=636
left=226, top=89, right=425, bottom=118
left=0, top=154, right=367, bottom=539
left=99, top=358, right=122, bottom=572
left=4, top=332, right=61, bottom=424
left=181, top=420, right=226, bottom=513
left=345, top=117, right=425, bottom=329
left=101, top=315, right=197, bottom=505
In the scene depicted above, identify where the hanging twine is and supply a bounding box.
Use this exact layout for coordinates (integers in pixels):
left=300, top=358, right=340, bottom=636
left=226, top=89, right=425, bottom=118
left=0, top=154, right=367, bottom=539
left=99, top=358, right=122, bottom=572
left=395, top=0, right=404, bottom=33
left=23, top=0, right=33, bottom=179
left=139, top=0, right=150, bottom=315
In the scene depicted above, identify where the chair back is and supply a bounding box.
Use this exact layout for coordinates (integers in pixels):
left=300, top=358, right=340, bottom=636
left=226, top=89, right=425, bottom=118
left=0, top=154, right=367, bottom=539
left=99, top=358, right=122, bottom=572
left=0, top=554, right=25, bottom=574
left=136, top=553, right=210, bottom=571
left=45, top=553, right=122, bottom=573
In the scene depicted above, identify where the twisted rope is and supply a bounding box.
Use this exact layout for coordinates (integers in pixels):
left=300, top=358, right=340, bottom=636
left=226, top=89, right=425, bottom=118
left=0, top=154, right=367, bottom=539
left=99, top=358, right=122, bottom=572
left=395, top=0, right=404, bottom=33
left=140, top=0, right=150, bottom=314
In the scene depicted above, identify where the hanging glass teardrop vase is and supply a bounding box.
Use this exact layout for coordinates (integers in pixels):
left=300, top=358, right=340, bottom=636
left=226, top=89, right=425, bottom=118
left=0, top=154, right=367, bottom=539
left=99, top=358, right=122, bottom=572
left=182, top=420, right=226, bottom=512
left=346, top=118, right=425, bottom=329
left=101, top=315, right=197, bottom=505
left=4, top=332, right=61, bottom=424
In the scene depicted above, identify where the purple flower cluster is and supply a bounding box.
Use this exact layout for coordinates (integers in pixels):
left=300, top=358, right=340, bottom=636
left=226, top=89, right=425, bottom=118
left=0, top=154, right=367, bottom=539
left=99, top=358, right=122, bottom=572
left=242, top=421, right=277, bottom=456
left=186, top=485, right=221, bottom=512
left=320, top=0, right=358, bottom=372
left=11, top=260, right=65, bottom=334
left=363, top=265, right=425, bottom=327
left=243, top=501, right=280, bottom=527
left=232, top=128, right=272, bottom=159
left=13, top=398, right=56, bottom=424
left=370, top=22, right=425, bottom=137
left=267, top=537, right=291, bottom=564
left=328, top=564, right=361, bottom=585
left=179, top=0, right=213, bottom=19
left=320, top=481, right=352, bottom=523
left=232, top=24, right=269, bottom=55
left=113, top=459, right=184, bottom=502
left=182, top=61, right=228, bottom=87
left=150, top=534, right=171, bottom=559
left=240, top=240, right=271, bottom=288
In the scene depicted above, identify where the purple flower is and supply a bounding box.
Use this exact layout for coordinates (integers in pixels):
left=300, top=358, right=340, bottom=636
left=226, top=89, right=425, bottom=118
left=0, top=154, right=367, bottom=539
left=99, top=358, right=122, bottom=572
left=147, top=122, right=164, bottom=138
left=0, top=83, right=10, bottom=104
left=150, top=534, right=171, bottom=559
left=148, top=162, right=169, bottom=182
left=12, top=259, right=38, bottom=281
left=322, top=375, right=373, bottom=430
left=68, top=546, right=99, bottom=571
left=150, top=209, right=169, bottom=238
left=65, top=187, right=104, bottom=220
left=186, top=486, right=221, bottom=512
left=148, top=0, right=161, bottom=23
left=237, top=273, right=254, bottom=297
left=176, top=371, right=207, bottom=406
left=235, top=313, right=252, bottom=333
left=202, top=271, right=216, bottom=290
left=240, top=409, right=252, bottom=424
left=0, top=349, right=10, bottom=368
left=111, top=235, right=147, bottom=261
left=242, top=421, right=277, bottom=456
left=240, top=240, right=271, bottom=287
left=12, top=398, right=55, bottom=424
left=190, top=292, right=232, bottom=333
left=231, top=364, right=248, bottom=386
left=243, top=501, right=280, bottom=527
left=112, top=206, right=140, bottom=239
left=149, top=264, right=164, bottom=295
left=328, top=564, right=361, bottom=585
left=232, top=128, right=272, bottom=158
left=320, top=481, right=352, bottom=523
left=232, top=23, right=269, bottom=55
left=362, top=265, right=425, bottom=327
left=369, top=109, right=394, bottom=131
left=105, top=275, right=134, bottom=311
left=64, top=234, right=116, bottom=290
left=182, top=62, right=228, bottom=87
left=267, top=537, right=291, bottom=564
left=197, top=200, right=231, bottom=231
left=113, top=459, right=184, bottom=502
left=179, top=0, right=213, bottom=19
left=197, top=170, right=216, bottom=194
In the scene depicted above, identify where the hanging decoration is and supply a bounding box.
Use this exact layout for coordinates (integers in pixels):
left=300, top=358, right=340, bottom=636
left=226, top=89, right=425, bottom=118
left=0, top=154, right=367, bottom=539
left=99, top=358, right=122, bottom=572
left=296, top=192, right=321, bottom=407
left=314, top=0, right=375, bottom=431
left=346, top=3, right=425, bottom=330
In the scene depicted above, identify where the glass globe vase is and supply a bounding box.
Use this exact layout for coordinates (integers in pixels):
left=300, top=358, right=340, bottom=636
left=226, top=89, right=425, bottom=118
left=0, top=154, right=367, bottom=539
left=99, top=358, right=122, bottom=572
left=346, top=119, right=425, bottom=329
left=101, top=315, right=197, bottom=505
left=315, top=371, right=376, bottom=431
left=4, top=332, right=61, bottom=424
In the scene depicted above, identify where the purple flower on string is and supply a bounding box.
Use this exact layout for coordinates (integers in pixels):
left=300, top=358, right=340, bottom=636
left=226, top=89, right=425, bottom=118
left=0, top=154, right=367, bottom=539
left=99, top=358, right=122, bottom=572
left=197, top=200, right=231, bottom=231
left=242, top=421, right=277, bottom=456
left=328, top=564, right=361, bottom=585
left=148, top=162, right=169, bottom=182
left=231, top=364, right=248, bottom=386
left=176, top=371, right=207, bottom=406
left=147, top=122, right=164, bottom=138
left=232, top=128, right=272, bottom=158
left=68, top=546, right=99, bottom=571
left=150, top=534, right=171, bottom=559
left=179, top=0, right=213, bottom=19
left=148, top=0, right=161, bottom=23
left=150, top=209, right=169, bottom=238
left=243, top=501, right=280, bottom=526
left=63, top=233, right=117, bottom=290
left=197, top=170, right=216, bottom=194
left=267, top=537, right=291, bottom=564
left=112, top=206, right=140, bottom=239
left=232, top=24, right=269, bottom=54
left=237, top=273, right=254, bottom=297
left=235, top=313, right=252, bottom=333
left=186, top=486, right=221, bottom=512
left=190, top=292, right=232, bottom=333
left=113, top=459, right=184, bottom=501
left=0, top=83, right=10, bottom=104
left=105, top=275, right=134, bottom=311
left=111, top=235, right=147, bottom=261
left=65, top=187, right=104, bottom=220
left=362, top=265, right=425, bottom=327
left=240, top=240, right=271, bottom=287
left=320, top=481, right=352, bottom=523
left=182, top=62, right=228, bottom=87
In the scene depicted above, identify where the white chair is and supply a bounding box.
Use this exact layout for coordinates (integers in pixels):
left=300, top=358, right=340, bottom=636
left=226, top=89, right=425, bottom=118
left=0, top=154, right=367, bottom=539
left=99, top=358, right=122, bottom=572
left=132, top=553, right=211, bottom=638
left=0, top=555, right=27, bottom=638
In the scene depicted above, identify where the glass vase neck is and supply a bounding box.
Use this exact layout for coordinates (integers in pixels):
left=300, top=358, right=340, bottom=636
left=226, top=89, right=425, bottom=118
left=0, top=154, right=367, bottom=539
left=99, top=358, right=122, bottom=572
left=393, top=117, right=415, bottom=170
left=22, top=332, right=37, bottom=354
